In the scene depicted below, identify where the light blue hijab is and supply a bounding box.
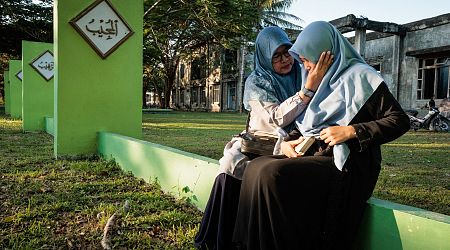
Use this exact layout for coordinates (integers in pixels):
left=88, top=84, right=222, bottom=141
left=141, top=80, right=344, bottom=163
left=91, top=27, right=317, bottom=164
left=243, top=26, right=303, bottom=111
left=289, top=21, right=384, bottom=170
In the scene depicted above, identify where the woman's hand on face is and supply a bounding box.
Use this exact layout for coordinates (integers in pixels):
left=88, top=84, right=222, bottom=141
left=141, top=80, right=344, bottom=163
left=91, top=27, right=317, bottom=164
left=304, top=51, right=333, bottom=91
left=281, top=137, right=305, bottom=158
left=319, top=125, right=356, bottom=146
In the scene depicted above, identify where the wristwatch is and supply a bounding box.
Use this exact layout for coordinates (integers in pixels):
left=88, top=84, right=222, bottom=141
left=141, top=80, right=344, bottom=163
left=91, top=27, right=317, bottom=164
left=301, top=87, right=315, bottom=98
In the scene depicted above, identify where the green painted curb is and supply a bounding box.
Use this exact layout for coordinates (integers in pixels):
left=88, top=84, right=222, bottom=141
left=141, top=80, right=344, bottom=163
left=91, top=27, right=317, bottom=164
left=98, top=132, right=218, bottom=210
left=97, top=132, right=450, bottom=249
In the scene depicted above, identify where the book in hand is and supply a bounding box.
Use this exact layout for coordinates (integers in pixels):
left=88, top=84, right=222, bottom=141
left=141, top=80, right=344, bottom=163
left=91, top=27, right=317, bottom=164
left=294, top=136, right=315, bottom=155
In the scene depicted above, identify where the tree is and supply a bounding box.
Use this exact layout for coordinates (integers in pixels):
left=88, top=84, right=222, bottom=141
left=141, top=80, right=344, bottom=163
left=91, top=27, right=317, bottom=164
left=143, top=0, right=259, bottom=108
left=143, top=0, right=302, bottom=108
left=0, top=0, right=53, bottom=55
left=0, top=0, right=53, bottom=102
left=257, top=0, right=303, bottom=30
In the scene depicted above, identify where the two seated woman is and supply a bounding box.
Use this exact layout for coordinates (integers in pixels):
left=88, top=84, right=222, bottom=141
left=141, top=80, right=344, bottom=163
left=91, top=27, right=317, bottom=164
left=197, top=21, right=409, bottom=250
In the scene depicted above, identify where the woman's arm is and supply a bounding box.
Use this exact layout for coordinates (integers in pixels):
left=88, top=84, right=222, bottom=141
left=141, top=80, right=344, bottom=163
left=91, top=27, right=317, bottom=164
left=319, top=83, right=410, bottom=150
left=250, top=52, right=334, bottom=129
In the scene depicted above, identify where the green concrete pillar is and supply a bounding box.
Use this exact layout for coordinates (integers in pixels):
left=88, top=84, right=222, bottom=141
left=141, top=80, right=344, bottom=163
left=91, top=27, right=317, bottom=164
left=9, top=60, right=22, bottom=119
left=54, top=0, right=143, bottom=156
left=4, top=71, right=10, bottom=115
left=22, top=41, right=54, bottom=131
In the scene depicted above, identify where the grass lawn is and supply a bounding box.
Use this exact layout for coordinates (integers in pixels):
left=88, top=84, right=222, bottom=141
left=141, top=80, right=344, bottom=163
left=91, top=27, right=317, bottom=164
left=0, top=112, right=202, bottom=249
left=1, top=110, right=449, bottom=248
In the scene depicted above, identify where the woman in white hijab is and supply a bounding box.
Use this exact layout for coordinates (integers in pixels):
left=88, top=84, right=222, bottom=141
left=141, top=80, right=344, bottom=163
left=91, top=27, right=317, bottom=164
left=233, top=21, right=410, bottom=249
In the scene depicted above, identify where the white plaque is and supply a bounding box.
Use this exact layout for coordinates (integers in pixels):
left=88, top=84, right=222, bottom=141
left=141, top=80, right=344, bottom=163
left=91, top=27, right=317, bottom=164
left=30, top=50, right=54, bottom=81
left=69, top=0, right=134, bottom=59
left=16, top=70, right=23, bottom=81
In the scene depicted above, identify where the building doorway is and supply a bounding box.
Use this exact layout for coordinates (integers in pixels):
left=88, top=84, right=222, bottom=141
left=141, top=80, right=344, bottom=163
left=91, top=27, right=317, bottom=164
left=227, top=82, right=237, bottom=111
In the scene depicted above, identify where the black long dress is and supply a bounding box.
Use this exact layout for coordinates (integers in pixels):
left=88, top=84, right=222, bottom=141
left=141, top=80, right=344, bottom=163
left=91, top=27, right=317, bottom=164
left=232, top=83, right=410, bottom=250
left=194, top=173, right=242, bottom=250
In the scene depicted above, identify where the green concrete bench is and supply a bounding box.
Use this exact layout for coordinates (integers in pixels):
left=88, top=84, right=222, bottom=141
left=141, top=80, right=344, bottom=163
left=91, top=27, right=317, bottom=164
left=142, top=108, right=173, bottom=113
left=98, top=132, right=450, bottom=249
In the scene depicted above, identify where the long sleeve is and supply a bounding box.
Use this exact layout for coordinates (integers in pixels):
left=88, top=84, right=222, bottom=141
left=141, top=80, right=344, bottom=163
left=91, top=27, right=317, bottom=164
left=347, top=82, right=410, bottom=152
left=243, top=72, right=307, bottom=133
left=247, top=94, right=306, bottom=133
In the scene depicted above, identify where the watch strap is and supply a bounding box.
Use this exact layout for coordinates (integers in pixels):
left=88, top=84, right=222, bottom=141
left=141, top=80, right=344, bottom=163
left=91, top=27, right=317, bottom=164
left=301, top=87, right=315, bottom=98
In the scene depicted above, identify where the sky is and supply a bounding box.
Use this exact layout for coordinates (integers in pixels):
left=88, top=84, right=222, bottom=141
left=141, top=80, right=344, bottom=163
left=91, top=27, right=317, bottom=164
left=286, top=0, right=450, bottom=27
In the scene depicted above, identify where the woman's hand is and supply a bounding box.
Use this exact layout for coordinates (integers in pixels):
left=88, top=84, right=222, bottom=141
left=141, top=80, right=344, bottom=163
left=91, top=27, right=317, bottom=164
left=319, top=125, right=356, bottom=146
left=281, top=137, right=305, bottom=158
left=304, top=51, right=333, bottom=91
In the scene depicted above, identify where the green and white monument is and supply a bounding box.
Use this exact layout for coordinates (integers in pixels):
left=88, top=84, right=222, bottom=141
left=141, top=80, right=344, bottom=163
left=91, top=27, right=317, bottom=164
left=4, top=71, right=10, bottom=115
left=9, top=60, right=23, bottom=119
left=53, top=0, right=142, bottom=156
left=22, top=41, right=54, bottom=131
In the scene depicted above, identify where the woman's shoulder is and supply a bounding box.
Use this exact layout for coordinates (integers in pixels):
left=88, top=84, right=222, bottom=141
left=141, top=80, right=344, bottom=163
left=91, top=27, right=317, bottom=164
left=246, top=71, right=273, bottom=90
left=347, top=63, right=377, bottom=74
left=247, top=71, right=272, bottom=83
left=342, top=63, right=384, bottom=83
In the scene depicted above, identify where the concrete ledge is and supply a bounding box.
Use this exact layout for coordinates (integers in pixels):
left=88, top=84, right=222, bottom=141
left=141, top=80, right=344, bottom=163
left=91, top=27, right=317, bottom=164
left=44, top=117, right=54, bottom=136
left=97, top=132, right=218, bottom=209
left=142, top=108, right=173, bottom=113
left=355, top=197, right=450, bottom=249
left=97, top=132, right=450, bottom=249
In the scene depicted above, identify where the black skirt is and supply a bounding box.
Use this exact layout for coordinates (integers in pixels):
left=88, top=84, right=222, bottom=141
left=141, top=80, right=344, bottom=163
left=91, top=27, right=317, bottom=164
left=232, top=155, right=344, bottom=250
left=195, top=173, right=242, bottom=250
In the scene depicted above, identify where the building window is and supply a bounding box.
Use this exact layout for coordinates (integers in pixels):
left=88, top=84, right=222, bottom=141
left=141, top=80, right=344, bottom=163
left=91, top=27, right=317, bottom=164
left=371, top=64, right=381, bottom=73
left=227, top=82, right=237, bottom=110
left=191, top=56, right=207, bottom=80
left=212, top=84, right=220, bottom=103
left=180, top=88, right=184, bottom=105
left=172, top=89, right=176, bottom=104
left=191, top=87, right=198, bottom=104
left=200, top=86, right=206, bottom=105
left=179, top=64, right=185, bottom=79
left=417, top=58, right=450, bottom=100
left=224, top=49, right=237, bottom=73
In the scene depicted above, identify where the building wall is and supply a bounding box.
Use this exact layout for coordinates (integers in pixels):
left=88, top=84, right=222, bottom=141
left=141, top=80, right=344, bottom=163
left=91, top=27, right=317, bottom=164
left=365, top=36, right=396, bottom=90
left=402, top=24, right=450, bottom=108
left=172, top=45, right=247, bottom=112
left=359, top=16, right=450, bottom=110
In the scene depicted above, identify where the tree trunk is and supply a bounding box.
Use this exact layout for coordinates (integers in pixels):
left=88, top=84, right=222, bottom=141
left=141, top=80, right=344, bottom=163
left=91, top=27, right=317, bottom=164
left=164, top=71, right=175, bottom=108
left=162, top=57, right=180, bottom=108
left=142, top=80, right=148, bottom=108
left=151, top=81, right=162, bottom=108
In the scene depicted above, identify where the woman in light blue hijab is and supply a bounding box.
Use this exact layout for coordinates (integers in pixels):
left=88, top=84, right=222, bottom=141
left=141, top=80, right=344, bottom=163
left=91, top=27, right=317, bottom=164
left=233, top=21, right=409, bottom=249
left=243, top=26, right=302, bottom=111
left=289, top=21, right=386, bottom=170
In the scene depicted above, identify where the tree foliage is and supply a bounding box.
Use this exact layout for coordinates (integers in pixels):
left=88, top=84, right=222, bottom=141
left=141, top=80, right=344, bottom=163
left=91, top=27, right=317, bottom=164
left=143, top=0, right=260, bottom=108
left=143, top=0, right=301, bottom=108
left=257, top=0, right=303, bottom=30
left=0, top=0, right=53, bottom=55
left=0, top=0, right=53, bottom=101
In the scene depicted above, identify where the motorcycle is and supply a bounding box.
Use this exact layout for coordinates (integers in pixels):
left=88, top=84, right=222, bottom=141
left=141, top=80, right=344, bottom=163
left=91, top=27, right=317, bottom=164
left=405, top=107, right=450, bottom=132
